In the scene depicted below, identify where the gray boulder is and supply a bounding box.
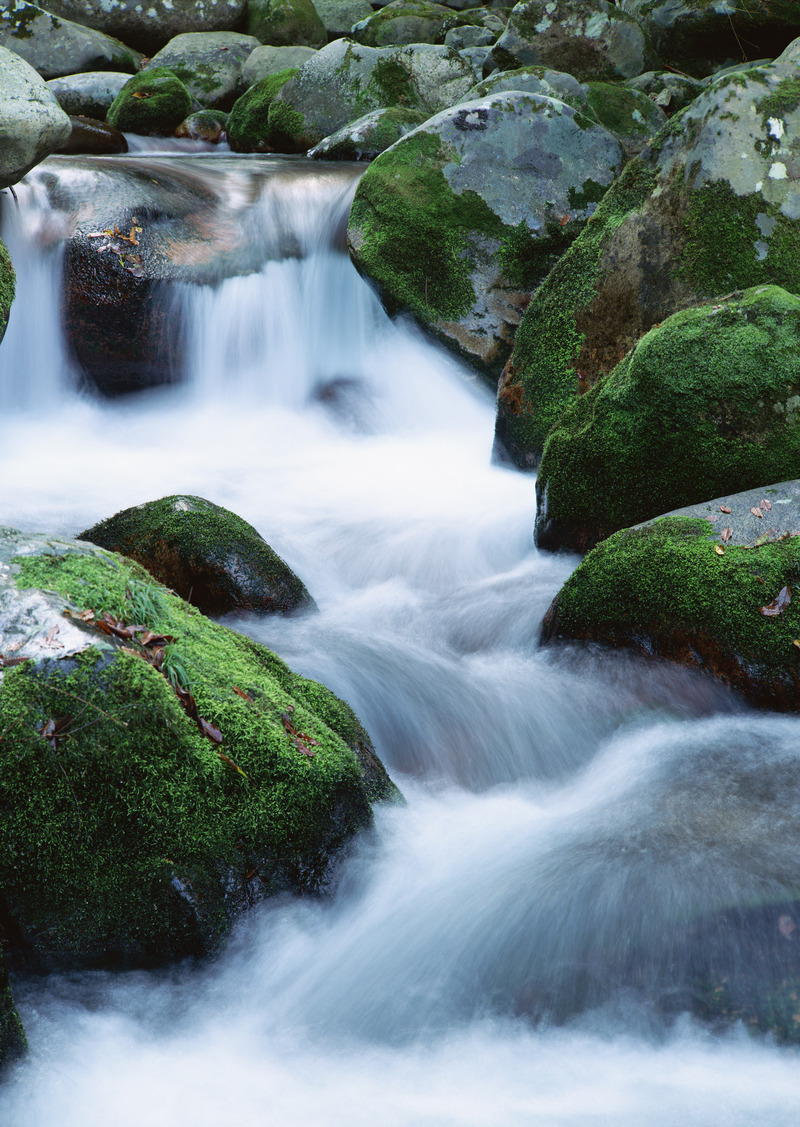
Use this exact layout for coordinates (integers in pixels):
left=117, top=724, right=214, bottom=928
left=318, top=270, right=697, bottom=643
left=314, top=0, right=373, bottom=38
left=0, top=3, right=141, bottom=80
left=243, top=43, right=318, bottom=85
left=246, top=0, right=328, bottom=49
left=39, top=1, right=248, bottom=52
left=267, top=39, right=475, bottom=151
left=0, top=46, right=72, bottom=190
left=46, top=70, right=131, bottom=118
left=348, top=91, right=623, bottom=377
left=352, top=0, right=454, bottom=46
left=492, top=0, right=651, bottom=79
left=144, top=32, right=262, bottom=110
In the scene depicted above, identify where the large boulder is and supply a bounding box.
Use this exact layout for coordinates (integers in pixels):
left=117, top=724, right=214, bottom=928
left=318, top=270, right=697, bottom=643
left=143, top=32, right=262, bottom=111
left=0, top=3, right=141, bottom=80
left=263, top=38, right=475, bottom=153
left=0, top=525, right=398, bottom=977
left=0, top=46, right=72, bottom=190
left=246, top=0, right=327, bottom=48
left=621, top=0, right=800, bottom=78
left=492, top=0, right=651, bottom=79
left=226, top=66, right=300, bottom=151
left=39, top=1, right=249, bottom=53
left=46, top=70, right=131, bottom=118
left=495, top=60, right=800, bottom=468
left=352, top=0, right=454, bottom=47
left=314, top=0, right=373, bottom=38
left=347, top=91, right=623, bottom=378
left=106, top=68, right=194, bottom=136
left=79, top=496, right=316, bottom=617
left=540, top=480, right=800, bottom=710
left=0, top=240, right=14, bottom=348
left=534, top=286, right=800, bottom=553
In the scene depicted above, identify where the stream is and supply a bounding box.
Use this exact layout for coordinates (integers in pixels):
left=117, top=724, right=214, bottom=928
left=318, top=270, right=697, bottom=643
left=0, top=151, right=799, bottom=1124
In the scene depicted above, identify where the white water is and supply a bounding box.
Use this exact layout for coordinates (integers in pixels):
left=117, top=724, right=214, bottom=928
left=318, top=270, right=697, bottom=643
left=1, top=155, right=799, bottom=1124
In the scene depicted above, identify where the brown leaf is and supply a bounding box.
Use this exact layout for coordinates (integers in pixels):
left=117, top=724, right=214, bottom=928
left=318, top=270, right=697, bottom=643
left=760, top=499, right=773, bottom=511
left=291, top=738, right=316, bottom=758
left=750, top=507, right=763, bottom=519
left=760, top=585, right=791, bottom=617
left=131, top=91, right=153, bottom=99
left=0, top=653, right=29, bottom=668
left=721, top=527, right=732, bottom=542
left=39, top=715, right=73, bottom=750
left=719, top=505, right=732, bottom=513
left=218, top=751, right=249, bottom=779
left=714, top=545, right=725, bottom=555
left=793, top=639, right=800, bottom=650
left=43, top=623, right=63, bottom=648
left=140, top=630, right=175, bottom=647
left=198, top=717, right=223, bottom=744
left=232, top=686, right=252, bottom=700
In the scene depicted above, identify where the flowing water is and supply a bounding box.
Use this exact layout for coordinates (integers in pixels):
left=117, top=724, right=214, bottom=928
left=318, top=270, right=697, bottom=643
left=0, top=153, right=799, bottom=1124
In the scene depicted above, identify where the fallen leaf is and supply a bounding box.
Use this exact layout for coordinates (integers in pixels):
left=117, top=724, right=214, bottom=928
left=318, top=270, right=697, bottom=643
left=131, top=91, right=153, bottom=99
left=715, top=544, right=725, bottom=555
left=721, top=527, right=732, bottom=542
left=198, top=717, right=223, bottom=744
left=232, top=686, right=252, bottom=700
left=559, top=213, right=570, bottom=226
left=719, top=505, right=732, bottom=513
left=793, top=639, right=800, bottom=650
left=761, top=499, right=773, bottom=511
left=0, top=653, right=29, bottom=668
left=760, top=585, right=791, bottom=617
left=750, top=507, right=763, bottom=519
left=218, top=751, right=248, bottom=778
left=140, top=630, right=175, bottom=647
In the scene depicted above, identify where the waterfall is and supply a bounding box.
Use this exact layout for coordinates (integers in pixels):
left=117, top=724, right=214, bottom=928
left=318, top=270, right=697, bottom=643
left=1, top=153, right=800, bottom=1125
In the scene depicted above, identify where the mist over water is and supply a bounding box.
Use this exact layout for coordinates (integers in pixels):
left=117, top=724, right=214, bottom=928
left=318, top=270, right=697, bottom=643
left=1, top=154, right=800, bottom=1123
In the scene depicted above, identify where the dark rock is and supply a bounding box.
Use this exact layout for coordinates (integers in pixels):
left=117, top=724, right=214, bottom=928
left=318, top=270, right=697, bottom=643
left=79, top=495, right=317, bottom=617
left=57, top=115, right=128, bottom=154
left=534, top=287, right=800, bottom=553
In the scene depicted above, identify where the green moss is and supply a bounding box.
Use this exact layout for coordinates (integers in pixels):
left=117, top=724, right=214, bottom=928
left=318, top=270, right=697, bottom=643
left=547, top=514, right=800, bottom=690
left=106, top=68, right=193, bottom=137
left=1, top=545, right=395, bottom=967
left=535, top=286, right=800, bottom=552
left=371, top=57, right=417, bottom=107
left=227, top=68, right=298, bottom=152
left=584, top=82, right=658, bottom=137
left=0, top=238, right=14, bottom=345
left=267, top=98, right=308, bottom=151
left=680, top=181, right=800, bottom=295
left=246, top=0, right=326, bottom=48
left=756, top=76, right=800, bottom=126
left=497, top=156, right=656, bottom=463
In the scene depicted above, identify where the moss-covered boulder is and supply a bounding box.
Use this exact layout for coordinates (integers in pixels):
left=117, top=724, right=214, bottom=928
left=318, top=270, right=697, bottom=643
left=492, top=0, right=651, bottom=79
left=174, top=109, right=228, bottom=143
left=265, top=38, right=475, bottom=154
left=143, top=32, right=261, bottom=111
left=539, top=484, right=800, bottom=709
left=314, top=0, right=373, bottom=39
left=624, top=68, right=704, bottom=115
left=534, top=287, right=800, bottom=553
left=347, top=91, right=623, bottom=378
left=106, top=68, right=194, bottom=136
left=0, top=46, right=72, bottom=190
left=79, top=495, right=316, bottom=617
left=495, top=61, right=800, bottom=468
left=621, top=0, right=800, bottom=79
left=309, top=105, right=429, bottom=160
left=46, top=70, right=131, bottom=118
left=352, top=0, right=454, bottom=47
left=0, top=240, right=14, bottom=349
left=441, top=7, right=508, bottom=51
left=0, top=526, right=397, bottom=974
left=242, top=43, right=317, bottom=86
left=246, top=0, right=327, bottom=49
left=0, top=3, right=141, bottom=79
left=227, top=66, right=300, bottom=151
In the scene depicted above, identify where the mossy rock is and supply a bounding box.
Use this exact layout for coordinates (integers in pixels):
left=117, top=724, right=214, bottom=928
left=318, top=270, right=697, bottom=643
left=0, top=527, right=398, bottom=974
left=347, top=91, right=623, bottom=378
left=226, top=67, right=299, bottom=151
left=308, top=105, right=429, bottom=160
left=106, top=67, right=194, bottom=136
left=0, top=239, right=14, bottom=348
left=491, top=0, right=651, bottom=80
left=0, top=3, right=141, bottom=80
left=352, top=0, right=454, bottom=47
left=246, top=0, right=327, bottom=49
left=143, top=31, right=261, bottom=111
left=79, top=495, right=315, bottom=617
left=583, top=80, right=666, bottom=155
left=539, top=500, right=800, bottom=709
left=535, top=286, right=800, bottom=553
left=175, top=109, right=228, bottom=143
left=495, top=61, right=800, bottom=468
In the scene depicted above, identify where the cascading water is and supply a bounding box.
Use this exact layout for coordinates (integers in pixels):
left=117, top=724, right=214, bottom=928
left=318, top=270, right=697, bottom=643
left=1, top=153, right=799, bottom=1124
